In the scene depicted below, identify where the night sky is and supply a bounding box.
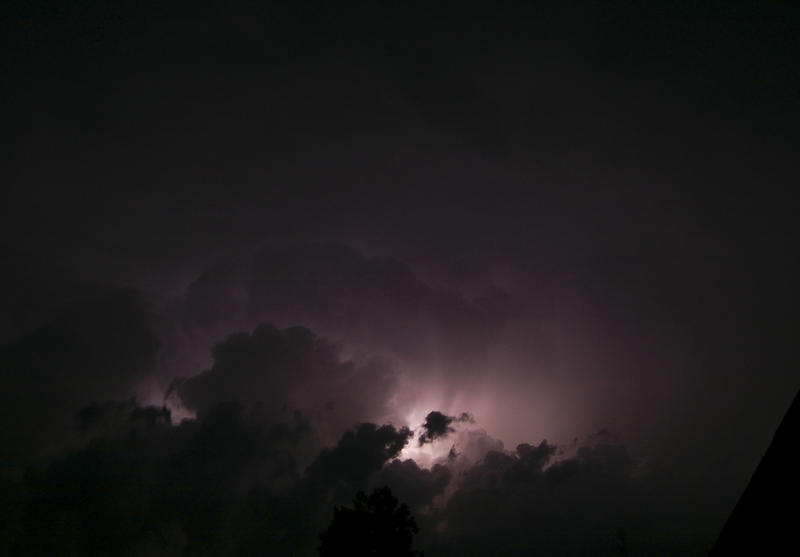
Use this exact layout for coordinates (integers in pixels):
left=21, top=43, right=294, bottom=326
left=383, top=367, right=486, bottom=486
left=1, top=1, right=798, bottom=555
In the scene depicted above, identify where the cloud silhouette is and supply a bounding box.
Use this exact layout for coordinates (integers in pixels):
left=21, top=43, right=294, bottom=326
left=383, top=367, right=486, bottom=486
left=0, top=279, right=732, bottom=556
left=166, top=323, right=397, bottom=443
left=370, top=459, right=452, bottom=513
left=307, top=423, right=413, bottom=488
left=418, top=410, right=474, bottom=445
left=9, top=397, right=318, bottom=556
left=0, top=386, right=710, bottom=557
left=434, top=440, right=645, bottom=556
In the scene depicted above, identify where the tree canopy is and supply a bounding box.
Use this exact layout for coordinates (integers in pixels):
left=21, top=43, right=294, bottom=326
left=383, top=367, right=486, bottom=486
left=318, top=486, right=422, bottom=557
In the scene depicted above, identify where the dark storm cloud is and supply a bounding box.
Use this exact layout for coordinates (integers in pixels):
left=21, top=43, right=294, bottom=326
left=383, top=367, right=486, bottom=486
left=418, top=410, right=474, bottom=446
left=0, top=285, right=717, bottom=555
left=2, top=394, right=417, bottom=556
left=306, top=423, right=412, bottom=488
left=430, top=441, right=645, bottom=557
left=2, top=390, right=662, bottom=557
left=369, top=459, right=452, bottom=513
left=244, top=242, right=514, bottom=365
left=156, top=241, right=524, bottom=438
left=157, top=241, right=520, bottom=427
left=74, top=398, right=171, bottom=439
left=166, top=323, right=398, bottom=442
left=0, top=289, right=159, bottom=460
left=6, top=398, right=318, bottom=556
left=2, top=1, right=798, bottom=555
left=454, top=440, right=559, bottom=492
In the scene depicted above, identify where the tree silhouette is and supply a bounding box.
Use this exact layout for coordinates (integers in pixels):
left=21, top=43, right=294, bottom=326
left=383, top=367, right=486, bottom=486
left=318, top=486, right=422, bottom=557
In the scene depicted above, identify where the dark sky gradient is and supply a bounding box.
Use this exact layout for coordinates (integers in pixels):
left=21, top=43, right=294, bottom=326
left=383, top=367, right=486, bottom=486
left=2, top=2, right=798, bottom=555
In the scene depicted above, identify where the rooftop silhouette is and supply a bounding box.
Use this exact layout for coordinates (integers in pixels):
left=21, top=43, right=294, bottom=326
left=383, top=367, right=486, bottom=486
left=710, top=389, right=799, bottom=554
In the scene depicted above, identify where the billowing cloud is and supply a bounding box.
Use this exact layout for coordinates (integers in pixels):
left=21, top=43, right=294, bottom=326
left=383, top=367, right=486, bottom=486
left=4, top=389, right=676, bottom=557
left=369, top=459, right=452, bottom=513
left=432, top=440, right=642, bottom=556
left=173, top=242, right=517, bottom=371
left=2, top=1, right=796, bottom=554
left=166, top=323, right=397, bottom=443
left=306, top=423, right=413, bottom=488
left=0, top=250, right=753, bottom=556
left=418, top=410, right=474, bottom=446
left=8, top=398, right=317, bottom=556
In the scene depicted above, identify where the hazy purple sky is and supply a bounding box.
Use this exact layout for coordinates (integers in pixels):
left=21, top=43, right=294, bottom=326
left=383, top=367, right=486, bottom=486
left=2, top=2, right=798, bottom=555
